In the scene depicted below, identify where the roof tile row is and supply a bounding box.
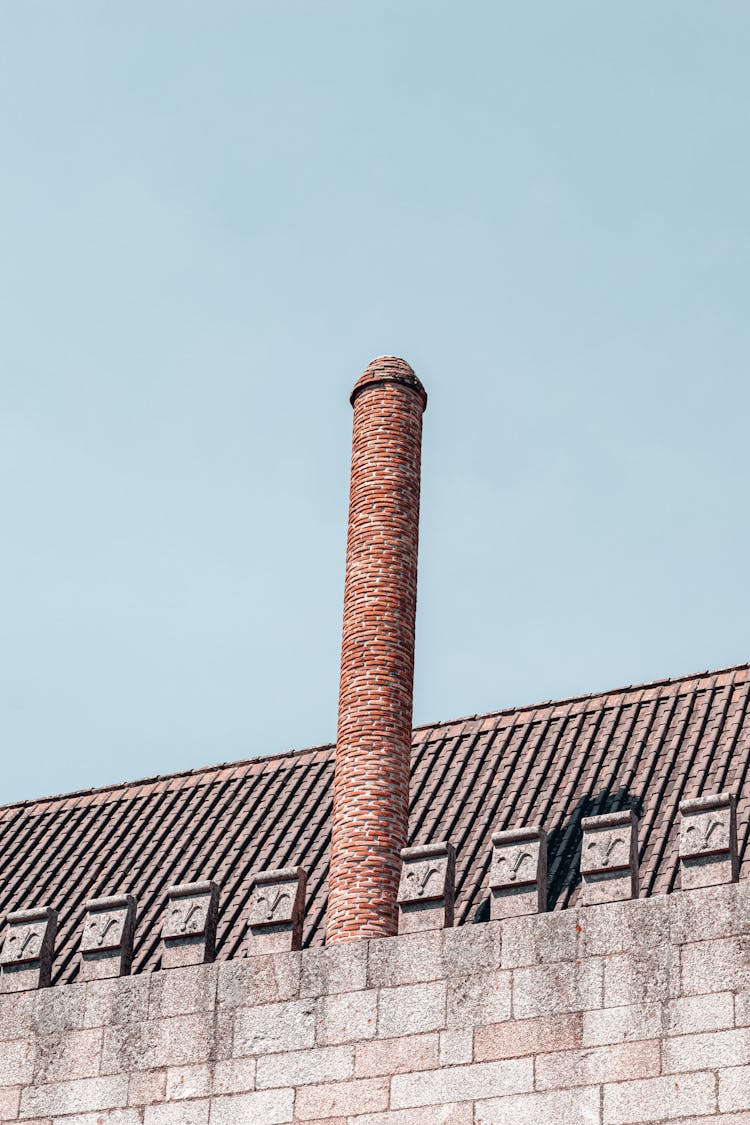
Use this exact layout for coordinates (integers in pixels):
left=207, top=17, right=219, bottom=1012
left=1, top=662, right=749, bottom=984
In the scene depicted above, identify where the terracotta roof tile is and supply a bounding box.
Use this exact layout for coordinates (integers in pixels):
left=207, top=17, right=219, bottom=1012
left=1, top=663, right=749, bottom=982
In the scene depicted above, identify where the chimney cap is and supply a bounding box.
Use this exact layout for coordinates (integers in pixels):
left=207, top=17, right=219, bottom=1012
left=350, top=356, right=427, bottom=410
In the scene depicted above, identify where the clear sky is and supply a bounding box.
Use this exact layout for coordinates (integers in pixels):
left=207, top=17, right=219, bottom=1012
left=2, top=2, right=750, bottom=803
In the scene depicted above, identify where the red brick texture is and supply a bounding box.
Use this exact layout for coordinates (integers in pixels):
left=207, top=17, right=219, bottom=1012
left=326, top=357, right=428, bottom=944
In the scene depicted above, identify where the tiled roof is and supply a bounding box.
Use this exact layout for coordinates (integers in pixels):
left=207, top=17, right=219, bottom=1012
left=1, top=662, right=749, bottom=984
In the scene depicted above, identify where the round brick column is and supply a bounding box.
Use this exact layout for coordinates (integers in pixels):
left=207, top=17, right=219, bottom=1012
left=327, top=356, right=427, bottom=944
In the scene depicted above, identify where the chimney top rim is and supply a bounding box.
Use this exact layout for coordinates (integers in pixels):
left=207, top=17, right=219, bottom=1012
left=350, top=355, right=427, bottom=410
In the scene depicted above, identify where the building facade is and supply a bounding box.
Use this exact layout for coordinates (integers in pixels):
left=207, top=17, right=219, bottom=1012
left=0, top=359, right=748, bottom=1123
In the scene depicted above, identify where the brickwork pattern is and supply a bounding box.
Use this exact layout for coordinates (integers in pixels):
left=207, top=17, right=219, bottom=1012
left=1, top=881, right=749, bottom=1123
left=328, top=358, right=427, bottom=943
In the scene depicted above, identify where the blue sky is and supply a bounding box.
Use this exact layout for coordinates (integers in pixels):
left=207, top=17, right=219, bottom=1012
left=2, top=2, right=750, bottom=802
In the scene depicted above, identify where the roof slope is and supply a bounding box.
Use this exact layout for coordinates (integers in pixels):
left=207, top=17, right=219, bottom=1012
left=1, top=662, right=749, bottom=984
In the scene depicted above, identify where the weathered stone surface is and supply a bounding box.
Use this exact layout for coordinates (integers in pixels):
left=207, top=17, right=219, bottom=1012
left=294, top=1076, right=389, bottom=1119
left=355, top=1033, right=439, bottom=1077
left=162, top=882, right=219, bottom=970
left=366, top=929, right=443, bottom=988
left=100, top=1011, right=222, bottom=1074
left=441, top=921, right=503, bottom=977
left=490, top=826, right=547, bottom=920
left=390, top=1057, right=533, bottom=1108
left=679, top=792, right=738, bottom=890
left=737, top=991, right=750, bottom=1027
left=681, top=935, right=750, bottom=995
left=210, top=1057, right=257, bottom=1095
left=165, top=1062, right=211, bottom=1100
left=84, top=975, right=150, bottom=1030
left=397, top=842, right=455, bottom=933
left=603, top=1072, right=716, bottom=1123
left=20, top=1075, right=129, bottom=1118
left=0, top=1036, right=35, bottom=1085
left=2, top=878, right=748, bottom=1123
left=535, top=1038, right=661, bottom=1089
left=247, top=866, right=306, bottom=954
left=32, top=1027, right=103, bottom=1083
left=350, top=1108, right=472, bottom=1125
left=256, top=1044, right=354, bottom=1089
left=665, top=991, right=735, bottom=1036
left=475, top=1013, right=582, bottom=1060
left=300, top=941, right=367, bottom=998
left=79, top=896, right=137, bottom=982
left=604, top=947, right=680, bottom=1008
left=366, top=922, right=501, bottom=991
left=34, top=977, right=88, bottom=1035
left=377, top=979, right=446, bottom=1038
left=580, top=810, right=639, bottom=905
left=0, top=907, right=57, bottom=993
left=577, top=898, right=644, bottom=958
left=217, top=950, right=300, bottom=1009
left=475, top=1086, right=601, bottom=1125
left=53, top=1112, right=141, bottom=1124
left=512, top=957, right=603, bottom=1019
left=446, top=968, right=511, bottom=1027
left=0, top=1087, right=21, bottom=1121
left=294, top=1117, right=347, bottom=1125
left=720, top=1064, right=750, bottom=1113
left=669, top=878, right=750, bottom=945
left=234, top=997, right=316, bottom=1055
left=582, top=1002, right=662, bottom=1046
left=662, top=1027, right=750, bottom=1074
left=143, top=1100, right=209, bottom=1124
left=501, top=907, right=577, bottom=969
left=0, top=989, right=34, bottom=1041
left=127, top=1068, right=167, bottom=1104
left=148, top=963, right=218, bottom=1019
left=316, top=988, right=378, bottom=1046
left=208, top=1088, right=294, bottom=1124
left=438, top=1028, right=473, bottom=1066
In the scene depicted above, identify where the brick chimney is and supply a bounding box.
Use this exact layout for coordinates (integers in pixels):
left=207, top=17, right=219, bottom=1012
left=327, top=357, right=427, bottom=944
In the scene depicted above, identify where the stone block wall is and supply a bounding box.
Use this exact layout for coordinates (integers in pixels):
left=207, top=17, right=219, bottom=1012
left=1, top=881, right=749, bottom=1124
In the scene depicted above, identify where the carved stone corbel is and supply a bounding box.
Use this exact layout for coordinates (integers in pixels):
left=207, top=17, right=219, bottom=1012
left=248, top=867, right=306, bottom=954
left=162, top=881, right=219, bottom=969
left=489, top=826, right=547, bottom=919
left=679, top=793, right=738, bottom=890
left=0, top=906, right=57, bottom=992
left=79, top=894, right=136, bottom=980
left=397, top=842, right=455, bottom=933
left=580, top=809, right=639, bottom=906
